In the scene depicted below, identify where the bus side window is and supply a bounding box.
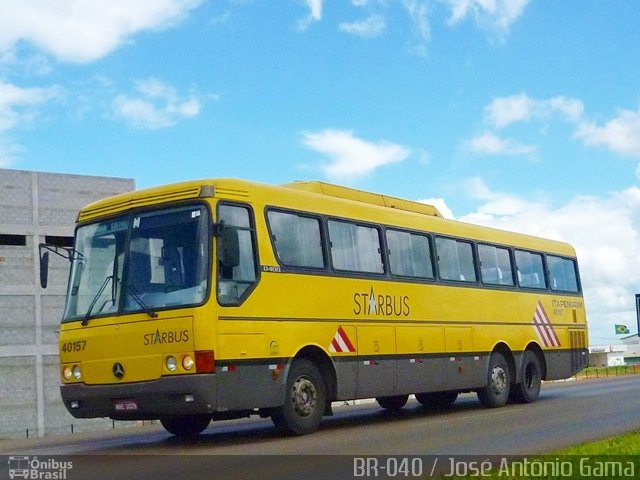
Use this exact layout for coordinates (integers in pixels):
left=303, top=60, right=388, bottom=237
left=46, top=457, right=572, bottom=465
left=328, top=220, right=384, bottom=274
left=435, top=237, right=476, bottom=282
left=217, top=204, right=258, bottom=305
left=267, top=210, right=325, bottom=269
left=548, top=255, right=579, bottom=292
left=386, top=229, right=434, bottom=279
left=515, top=250, right=547, bottom=289
left=479, top=244, right=514, bottom=286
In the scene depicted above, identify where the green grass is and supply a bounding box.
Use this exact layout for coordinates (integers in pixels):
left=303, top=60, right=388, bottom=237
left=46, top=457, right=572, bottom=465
left=575, top=365, right=640, bottom=379
left=436, top=430, right=640, bottom=479
left=552, top=429, right=640, bottom=455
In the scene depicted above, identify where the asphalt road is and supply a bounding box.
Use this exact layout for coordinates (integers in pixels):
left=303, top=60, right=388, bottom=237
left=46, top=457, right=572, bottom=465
left=2, top=376, right=639, bottom=480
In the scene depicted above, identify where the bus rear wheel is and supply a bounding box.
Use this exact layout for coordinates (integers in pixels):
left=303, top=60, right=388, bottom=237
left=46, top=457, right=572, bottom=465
left=509, top=350, right=542, bottom=403
left=477, top=352, right=510, bottom=408
left=272, top=359, right=326, bottom=435
left=376, top=395, right=408, bottom=411
left=160, top=414, right=211, bottom=437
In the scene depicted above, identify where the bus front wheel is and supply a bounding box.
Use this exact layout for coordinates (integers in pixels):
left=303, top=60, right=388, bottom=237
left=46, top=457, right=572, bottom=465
left=160, top=414, right=211, bottom=437
left=477, top=352, right=510, bottom=408
left=272, top=359, right=326, bottom=435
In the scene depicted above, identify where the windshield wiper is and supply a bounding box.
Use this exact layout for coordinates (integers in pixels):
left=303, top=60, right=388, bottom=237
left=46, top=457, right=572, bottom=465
left=82, top=275, right=114, bottom=326
left=120, top=281, right=158, bottom=319
left=80, top=277, right=158, bottom=325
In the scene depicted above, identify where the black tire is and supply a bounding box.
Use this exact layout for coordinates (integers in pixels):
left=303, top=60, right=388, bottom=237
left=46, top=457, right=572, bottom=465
left=509, top=350, right=542, bottom=404
left=415, top=391, right=458, bottom=409
left=477, top=352, right=511, bottom=408
left=376, top=395, right=408, bottom=411
left=160, top=414, right=211, bottom=437
left=272, top=359, right=326, bottom=435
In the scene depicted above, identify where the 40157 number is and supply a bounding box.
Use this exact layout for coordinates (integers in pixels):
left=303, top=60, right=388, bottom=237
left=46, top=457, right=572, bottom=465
left=61, top=340, right=87, bottom=353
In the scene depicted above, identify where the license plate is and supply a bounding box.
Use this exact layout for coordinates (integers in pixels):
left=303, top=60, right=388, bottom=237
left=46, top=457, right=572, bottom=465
left=114, top=399, right=138, bottom=411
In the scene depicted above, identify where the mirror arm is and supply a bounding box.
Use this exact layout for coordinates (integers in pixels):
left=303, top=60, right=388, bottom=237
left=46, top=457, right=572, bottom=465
left=38, top=243, right=84, bottom=262
left=39, top=243, right=73, bottom=262
left=212, top=220, right=225, bottom=237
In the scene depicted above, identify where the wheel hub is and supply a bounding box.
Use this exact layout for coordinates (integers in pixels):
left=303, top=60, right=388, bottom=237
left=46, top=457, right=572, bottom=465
left=490, top=365, right=507, bottom=394
left=291, top=375, right=317, bottom=417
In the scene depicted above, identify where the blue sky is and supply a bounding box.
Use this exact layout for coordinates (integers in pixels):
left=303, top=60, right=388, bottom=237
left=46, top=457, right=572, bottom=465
left=2, top=0, right=640, bottom=343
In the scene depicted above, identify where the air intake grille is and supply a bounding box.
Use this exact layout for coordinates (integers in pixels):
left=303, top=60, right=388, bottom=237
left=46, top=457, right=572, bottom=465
left=570, top=330, right=588, bottom=371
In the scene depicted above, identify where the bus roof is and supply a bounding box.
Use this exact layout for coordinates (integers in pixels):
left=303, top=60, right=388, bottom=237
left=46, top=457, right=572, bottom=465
left=77, top=178, right=443, bottom=221
left=283, top=181, right=442, bottom=218
left=76, top=178, right=576, bottom=257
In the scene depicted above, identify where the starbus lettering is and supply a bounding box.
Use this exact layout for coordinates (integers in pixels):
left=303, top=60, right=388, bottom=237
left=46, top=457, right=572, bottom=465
left=353, top=287, right=410, bottom=317
left=143, top=329, right=189, bottom=346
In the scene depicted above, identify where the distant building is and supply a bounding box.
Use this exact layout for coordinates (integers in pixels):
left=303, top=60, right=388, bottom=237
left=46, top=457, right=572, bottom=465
left=0, top=168, right=134, bottom=438
left=621, top=334, right=640, bottom=365
left=588, top=345, right=627, bottom=367
left=588, top=334, right=640, bottom=367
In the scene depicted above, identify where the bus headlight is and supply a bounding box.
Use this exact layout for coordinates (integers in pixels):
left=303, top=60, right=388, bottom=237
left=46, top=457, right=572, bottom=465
left=63, top=366, right=73, bottom=380
left=72, top=365, right=82, bottom=380
left=166, top=356, right=177, bottom=372
left=182, top=355, right=195, bottom=371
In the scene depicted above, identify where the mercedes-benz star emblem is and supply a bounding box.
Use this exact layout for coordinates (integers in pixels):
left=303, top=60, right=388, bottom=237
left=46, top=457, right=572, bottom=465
left=112, top=362, right=125, bottom=379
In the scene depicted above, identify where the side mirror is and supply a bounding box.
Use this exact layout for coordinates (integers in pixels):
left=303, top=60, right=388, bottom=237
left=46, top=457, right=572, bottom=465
left=38, top=243, right=76, bottom=289
left=40, top=250, right=50, bottom=289
left=219, top=227, right=240, bottom=268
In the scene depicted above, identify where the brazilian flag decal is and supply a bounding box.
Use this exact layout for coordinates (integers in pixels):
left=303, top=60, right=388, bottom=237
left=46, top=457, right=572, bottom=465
left=615, top=324, right=630, bottom=335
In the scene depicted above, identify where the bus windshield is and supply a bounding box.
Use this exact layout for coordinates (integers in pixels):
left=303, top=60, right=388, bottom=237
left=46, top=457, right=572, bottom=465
left=63, top=204, right=210, bottom=323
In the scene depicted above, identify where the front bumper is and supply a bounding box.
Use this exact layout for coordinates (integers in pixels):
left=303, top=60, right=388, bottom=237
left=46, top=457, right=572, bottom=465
left=60, top=374, right=218, bottom=420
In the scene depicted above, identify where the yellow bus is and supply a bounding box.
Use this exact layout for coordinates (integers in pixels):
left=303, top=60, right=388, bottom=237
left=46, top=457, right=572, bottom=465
left=41, top=178, right=588, bottom=437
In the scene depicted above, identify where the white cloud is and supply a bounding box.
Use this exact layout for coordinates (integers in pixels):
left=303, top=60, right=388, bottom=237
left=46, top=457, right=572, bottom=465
left=295, top=0, right=527, bottom=51
left=471, top=93, right=585, bottom=158
left=298, top=0, right=323, bottom=30
left=417, top=197, right=455, bottom=219
left=449, top=178, right=640, bottom=342
left=0, top=81, right=62, bottom=132
left=0, top=140, right=25, bottom=168
left=484, top=93, right=535, bottom=129
left=403, top=0, right=431, bottom=43
left=0, top=0, right=202, bottom=63
left=460, top=176, right=547, bottom=219
left=339, top=15, right=387, bottom=37
left=112, top=78, right=201, bottom=129
left=484, top=93, right=584, bottom=129
left=469, top=131, right=537, bottom=156
left=574, top=108, right=640, bottom=158
left=0, top=81, right=61, bottom=167
left=0, top=50, right=53, bottom=77
left=548, top=96, right=585, bottom=123
left=300, top=129, right=411, bottom=182
left=445, top=0, right=530, bottom=34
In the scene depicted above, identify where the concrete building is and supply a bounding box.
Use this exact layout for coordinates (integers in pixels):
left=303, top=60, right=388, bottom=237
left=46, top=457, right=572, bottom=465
left=0, top=168, right=134, bottom=438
